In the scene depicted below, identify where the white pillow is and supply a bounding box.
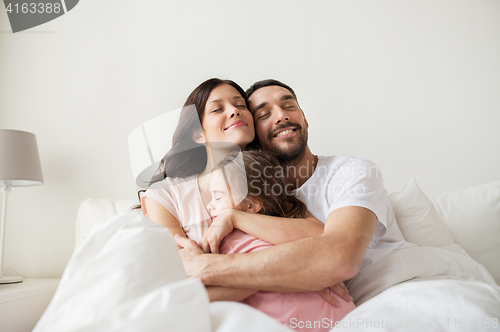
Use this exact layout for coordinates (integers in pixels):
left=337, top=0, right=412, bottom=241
left=431, top=181, right=500, bottom=285
left=389, top=178, right=455, bottom=247
left=75, top=198, right=136, bottom=251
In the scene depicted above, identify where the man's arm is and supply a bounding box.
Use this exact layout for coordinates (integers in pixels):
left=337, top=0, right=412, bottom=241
left=176, top=206, right=377, bottom=292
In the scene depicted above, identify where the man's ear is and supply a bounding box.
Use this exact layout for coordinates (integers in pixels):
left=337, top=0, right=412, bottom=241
left=193, top=130, right=206, bottom=144
left=301, top=110, right=309, bottom=129
left=243, top=198, right=263, bottom=214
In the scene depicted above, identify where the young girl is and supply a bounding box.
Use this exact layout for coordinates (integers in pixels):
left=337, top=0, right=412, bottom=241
left=206, top=150, right=356, bottom=332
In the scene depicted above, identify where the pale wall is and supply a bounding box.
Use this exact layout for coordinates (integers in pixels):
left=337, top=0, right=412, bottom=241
left=0, top=0, right=499, bottom=278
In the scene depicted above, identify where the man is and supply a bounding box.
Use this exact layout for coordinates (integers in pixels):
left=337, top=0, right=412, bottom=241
left=175, top=79, right=409, bottom=296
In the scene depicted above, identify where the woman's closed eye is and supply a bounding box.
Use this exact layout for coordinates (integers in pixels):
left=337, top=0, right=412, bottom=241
left=212, top=108, right=223, bottom=113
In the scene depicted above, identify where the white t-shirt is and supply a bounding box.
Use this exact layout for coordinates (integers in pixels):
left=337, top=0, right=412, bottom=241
left=292, top=155, right=412, bottom=271
left=141, top=175, right=212, bottom=244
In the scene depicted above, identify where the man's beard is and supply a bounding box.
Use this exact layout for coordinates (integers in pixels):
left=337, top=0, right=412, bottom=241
left=265, top=123, right=308, bottom=165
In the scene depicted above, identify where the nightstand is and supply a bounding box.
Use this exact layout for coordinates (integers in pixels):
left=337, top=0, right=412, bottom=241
left=0, top=278, right=60, bottom=332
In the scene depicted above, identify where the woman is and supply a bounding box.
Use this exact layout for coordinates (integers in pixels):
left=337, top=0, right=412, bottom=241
left=140, top=78, right=349, bottom=305
left=141, top=78, right=256, bottom=243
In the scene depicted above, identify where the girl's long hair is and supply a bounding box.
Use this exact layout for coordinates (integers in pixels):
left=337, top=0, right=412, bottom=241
left=217, top=151, right=307, bottom=219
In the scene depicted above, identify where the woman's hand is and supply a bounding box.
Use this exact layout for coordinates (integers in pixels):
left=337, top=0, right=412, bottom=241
left=200, top=209, right=237, bottom=254
left=316, top=282, right=353, bottom=308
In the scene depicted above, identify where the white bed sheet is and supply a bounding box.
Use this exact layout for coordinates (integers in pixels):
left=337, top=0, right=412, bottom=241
left=337, top=278, right=500, bottom=331
left=34, top=211, right=500, bottom=332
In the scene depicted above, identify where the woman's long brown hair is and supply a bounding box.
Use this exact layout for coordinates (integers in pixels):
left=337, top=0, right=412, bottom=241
left=134, top=78, right=248, bottom=209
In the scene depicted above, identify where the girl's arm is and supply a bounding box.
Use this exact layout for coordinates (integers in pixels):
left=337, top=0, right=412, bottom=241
left=200, top=209, right=324, bottom=253
left=206, top=286, right=257, bottom=302
left=232, top=210, right=324, bottom=244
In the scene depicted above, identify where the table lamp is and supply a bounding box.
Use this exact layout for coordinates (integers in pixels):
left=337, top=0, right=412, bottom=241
left=0, top=130, right=43, bottom=284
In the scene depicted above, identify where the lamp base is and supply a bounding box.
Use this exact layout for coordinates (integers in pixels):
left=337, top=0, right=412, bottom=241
left=0, top=275, right=23, bottom=284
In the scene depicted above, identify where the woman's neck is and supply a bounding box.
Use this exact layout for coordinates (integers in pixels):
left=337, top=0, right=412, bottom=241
left=197, top=142, right=241, bottom=208
left=199, top=142, right=241, bottom=176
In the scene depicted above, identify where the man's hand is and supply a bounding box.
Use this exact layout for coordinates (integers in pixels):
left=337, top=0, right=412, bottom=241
left=175, top=235, right=207, bottom=279
left=200, top=210, right=235, bottom=254
left=316, top=282, right=353, bottom=308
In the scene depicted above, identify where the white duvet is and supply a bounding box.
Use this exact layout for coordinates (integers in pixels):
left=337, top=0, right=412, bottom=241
left=340, top=246, right=500, bottom=331
left=34, top=211, right=500, bottom=332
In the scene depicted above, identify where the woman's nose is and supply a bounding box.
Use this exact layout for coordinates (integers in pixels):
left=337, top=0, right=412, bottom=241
left=229, top=106, right=240, bottom=118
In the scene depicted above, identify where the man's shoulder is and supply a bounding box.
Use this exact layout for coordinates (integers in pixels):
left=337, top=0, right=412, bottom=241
left=318, top=155, right=378, bottom=172
left=313, top=155, right=383, bottom=191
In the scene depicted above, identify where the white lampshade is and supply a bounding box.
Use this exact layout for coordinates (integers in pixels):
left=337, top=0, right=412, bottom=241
left=0, top=129, right=43, bottom=284
left=0, top=130, right=43, bottom=186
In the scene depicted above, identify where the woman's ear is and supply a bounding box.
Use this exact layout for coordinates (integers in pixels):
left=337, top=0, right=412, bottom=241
left=193, top=130, right=206, bottom=144
left=243, top=198, right=263, bottom=214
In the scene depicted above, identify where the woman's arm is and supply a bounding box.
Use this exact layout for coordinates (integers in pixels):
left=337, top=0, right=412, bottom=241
left=144, top=198, right=262, bottom=302
left=143, top=197, right=187, bottom=247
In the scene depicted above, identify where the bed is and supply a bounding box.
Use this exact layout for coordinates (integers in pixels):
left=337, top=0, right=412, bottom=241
left=33, top=179, right=500, bottom=331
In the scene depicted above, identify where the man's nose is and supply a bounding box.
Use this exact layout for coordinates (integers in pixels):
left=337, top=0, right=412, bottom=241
left=274, top=106, right=290, bottom=124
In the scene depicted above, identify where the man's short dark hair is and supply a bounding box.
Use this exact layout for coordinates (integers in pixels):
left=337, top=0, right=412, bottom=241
left=245, top=79, right=298, bottom=101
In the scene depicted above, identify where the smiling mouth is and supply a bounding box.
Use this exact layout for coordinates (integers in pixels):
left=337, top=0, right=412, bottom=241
left=274, top=128, right=297, bottom=138
left=225, top=121, right=247, bottom=130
